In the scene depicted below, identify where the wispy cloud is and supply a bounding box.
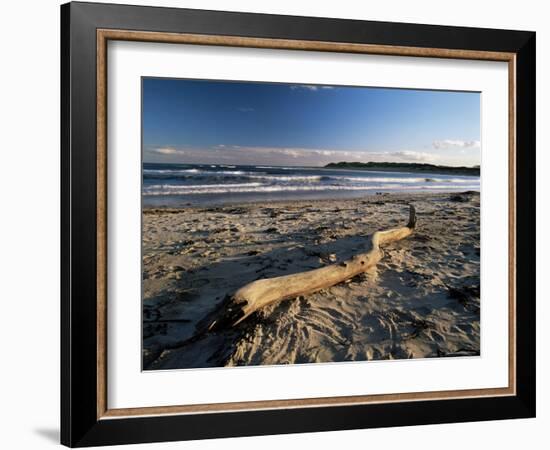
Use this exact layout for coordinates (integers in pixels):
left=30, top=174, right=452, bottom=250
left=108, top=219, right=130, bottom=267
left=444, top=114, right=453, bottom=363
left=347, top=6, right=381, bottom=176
left=290, top=85, right=335, bottom=92
left=149, top=147, right=186, bottom=156
left=389, top=151, right=437, bottom=162
left=432, top=139, right=480, bottom=150
left=145, top=145, right=442, bottom=166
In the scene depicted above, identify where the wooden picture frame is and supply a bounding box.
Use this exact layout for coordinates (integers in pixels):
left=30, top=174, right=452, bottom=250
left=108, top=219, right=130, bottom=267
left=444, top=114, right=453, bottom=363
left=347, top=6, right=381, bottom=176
left=61, top=1, right=536, bottom=447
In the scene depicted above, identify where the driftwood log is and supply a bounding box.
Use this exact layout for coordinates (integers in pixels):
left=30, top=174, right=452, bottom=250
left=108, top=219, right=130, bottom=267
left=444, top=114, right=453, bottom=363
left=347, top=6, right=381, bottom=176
left=202, top=204, right=416, bottom=332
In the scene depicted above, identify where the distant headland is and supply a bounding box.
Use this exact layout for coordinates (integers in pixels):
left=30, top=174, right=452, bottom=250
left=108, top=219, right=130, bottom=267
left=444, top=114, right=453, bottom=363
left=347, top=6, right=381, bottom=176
left=324, top=162, right=480, bottom=176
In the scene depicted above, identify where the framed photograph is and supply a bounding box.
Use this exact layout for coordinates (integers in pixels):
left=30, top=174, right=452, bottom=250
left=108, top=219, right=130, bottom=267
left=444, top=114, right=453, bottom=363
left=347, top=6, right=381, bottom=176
left=61, top=1, right=536, bottom=447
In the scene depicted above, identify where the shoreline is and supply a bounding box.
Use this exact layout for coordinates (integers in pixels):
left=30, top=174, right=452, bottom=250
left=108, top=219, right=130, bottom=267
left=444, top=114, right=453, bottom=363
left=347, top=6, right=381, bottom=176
left=143, top=190, right=480, bottom=211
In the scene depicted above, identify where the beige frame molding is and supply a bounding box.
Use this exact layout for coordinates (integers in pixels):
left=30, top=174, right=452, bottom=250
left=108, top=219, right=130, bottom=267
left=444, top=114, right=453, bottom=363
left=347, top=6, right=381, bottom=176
left=96, top=29, right=517, bottom=420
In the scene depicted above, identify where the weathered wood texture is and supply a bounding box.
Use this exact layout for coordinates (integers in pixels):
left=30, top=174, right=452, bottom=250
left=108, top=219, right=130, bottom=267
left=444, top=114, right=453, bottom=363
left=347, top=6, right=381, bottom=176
left=205, top=204, right=417, bottom=331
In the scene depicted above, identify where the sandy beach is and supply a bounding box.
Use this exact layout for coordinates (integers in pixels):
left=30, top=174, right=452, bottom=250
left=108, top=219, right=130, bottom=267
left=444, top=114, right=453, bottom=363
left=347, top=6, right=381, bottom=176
left=142, top=191, right=480, bottom=370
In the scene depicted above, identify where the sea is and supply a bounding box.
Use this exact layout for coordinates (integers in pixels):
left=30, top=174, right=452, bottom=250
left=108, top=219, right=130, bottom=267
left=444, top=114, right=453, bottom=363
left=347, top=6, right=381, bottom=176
left=142, top=163, right=480, bottom=207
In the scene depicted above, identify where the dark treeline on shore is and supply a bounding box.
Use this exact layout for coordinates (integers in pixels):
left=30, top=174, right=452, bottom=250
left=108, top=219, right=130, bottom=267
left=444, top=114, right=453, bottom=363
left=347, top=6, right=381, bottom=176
left=324, top=161, right=480, bottom=176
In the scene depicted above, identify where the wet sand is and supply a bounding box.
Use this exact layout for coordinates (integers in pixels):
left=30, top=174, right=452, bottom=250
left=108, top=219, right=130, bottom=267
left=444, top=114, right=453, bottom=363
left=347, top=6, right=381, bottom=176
left=142, top=191, right=480, bottom=370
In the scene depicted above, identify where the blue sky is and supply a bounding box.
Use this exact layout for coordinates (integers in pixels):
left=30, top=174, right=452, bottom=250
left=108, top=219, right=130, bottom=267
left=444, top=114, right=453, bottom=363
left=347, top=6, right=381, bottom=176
left=143, top=78, right=480, bottom=167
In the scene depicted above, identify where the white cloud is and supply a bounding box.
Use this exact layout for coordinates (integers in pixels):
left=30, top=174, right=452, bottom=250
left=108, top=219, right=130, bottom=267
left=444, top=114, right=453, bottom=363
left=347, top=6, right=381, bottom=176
left=272, top=149, right=302, bottom=158
left=290, top=85, right=334, bottom=91
left=390, top=151, right=437, bottom=162
left=432, top=139, right=480, bottom=149
left=145, top=145, right=443, bottom=166
left=148, top=147, right=186, bottom=156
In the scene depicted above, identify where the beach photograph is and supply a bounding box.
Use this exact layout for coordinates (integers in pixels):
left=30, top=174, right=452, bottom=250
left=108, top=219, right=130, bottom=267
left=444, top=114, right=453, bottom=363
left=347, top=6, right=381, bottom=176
left=141, top=78, right=481, bottom=370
